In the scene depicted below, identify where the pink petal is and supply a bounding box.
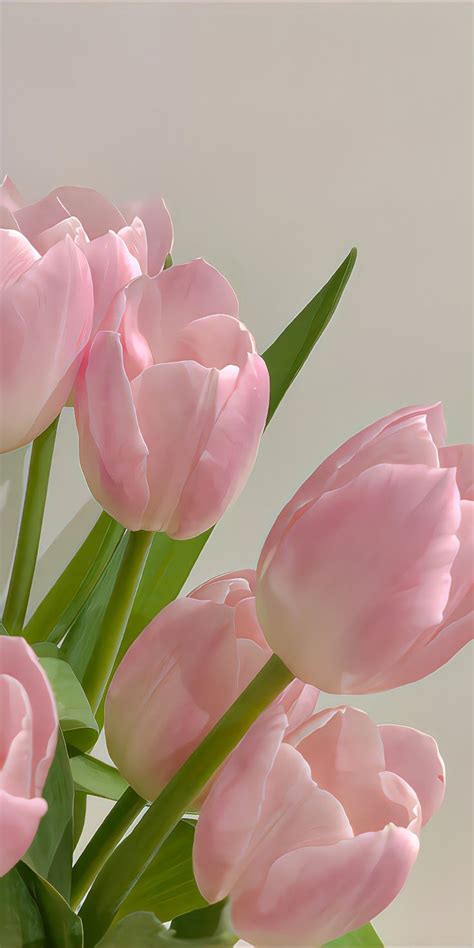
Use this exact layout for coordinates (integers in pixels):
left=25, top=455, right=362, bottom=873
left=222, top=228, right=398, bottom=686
left=258, top=404, right=446, bottom=580
left=174, top=314, right=255, bottom=368
left=0, top=791, right=47, bottom=876
left=75, top=331, right=149, bottom=530
left=49, top=186, right=125, bottom=239
left=172, top=353, right=269, bottom=539
left=105, top=598, right=239, bottom=800
left=0, top=638, right=57, bottom=797
left=131, top=360, right=229, bottom=534
left=33, top=217, right=88, bottom=254
left=81, top=231, right=141, bottom=332
left=231, top=825, right=419, bottom=947
left=379, top=724, right=445, bottom=826
left=0, top=675, right=33, bottom=798
left=123, top=198, right=173, bottom=276
left=0, top=230, right=40, bottom=288
left=118, top=217, right=148, bottom=274
left=0, top=175, right=23, bottom=213
left=0, top=236, right=93, bottom=452
left=190, top=570, right=257, bottom=606
left=439, top=444, right=474, bottom=500
left=279, top=681, right=320, bottom=739
left=257, top=463, right=461, bottom=694
left=194, top=707, right=288, bottom=902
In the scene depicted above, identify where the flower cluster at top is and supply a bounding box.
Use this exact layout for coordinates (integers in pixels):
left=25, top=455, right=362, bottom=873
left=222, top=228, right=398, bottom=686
left=0, top=176, right=472, bottom=947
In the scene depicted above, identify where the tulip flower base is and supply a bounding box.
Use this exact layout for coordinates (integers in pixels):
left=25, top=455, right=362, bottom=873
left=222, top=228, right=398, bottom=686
left=1, top=177, right=472, bottom=948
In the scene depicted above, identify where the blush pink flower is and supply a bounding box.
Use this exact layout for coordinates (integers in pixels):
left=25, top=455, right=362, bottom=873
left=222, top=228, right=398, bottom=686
left=194, top=703, right=444, bottom=946
left=256, top=403, right=473, bottom=693
left=75, top=261, right=270, bottom=536
left=0, top=637, right=58, bottom=876
left=0, top=229, right=93, bottom=452
left=105, top=570, right=318, bottom=800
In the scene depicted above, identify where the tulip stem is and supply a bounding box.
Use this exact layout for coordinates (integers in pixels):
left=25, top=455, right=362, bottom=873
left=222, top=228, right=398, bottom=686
left=81, top=529, right=154, bottom=713
left=2, top=416, right=60, bottom=634
left=79, top=654, right=293, bottom=945
left=71, top=787, right=145, bottom=911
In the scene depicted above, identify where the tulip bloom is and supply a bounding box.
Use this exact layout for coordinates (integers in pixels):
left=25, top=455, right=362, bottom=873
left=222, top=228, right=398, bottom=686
left=194, top=704, right=444, bottom=946
left=1, top=177, right=173, bottom=334
left=75, top=260, right=270, bottom=536
left=256, top=403, right=473, bottom=693
left=105, top=570, right=318, bottom=800
left=0, top=637, right=58, bottom=876
left=0, top=230, right=93, bottom=452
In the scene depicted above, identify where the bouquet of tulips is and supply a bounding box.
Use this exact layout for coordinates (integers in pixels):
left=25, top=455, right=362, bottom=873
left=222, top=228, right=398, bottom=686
left=1, top=176, right=472, bottom=948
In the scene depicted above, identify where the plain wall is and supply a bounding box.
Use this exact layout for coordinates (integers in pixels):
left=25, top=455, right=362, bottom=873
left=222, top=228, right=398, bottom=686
left=1, top=3, right=472, bottom=945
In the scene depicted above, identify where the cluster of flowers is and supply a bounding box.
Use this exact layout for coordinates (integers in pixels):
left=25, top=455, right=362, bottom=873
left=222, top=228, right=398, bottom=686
left=1, top=176, right=472, bottom=946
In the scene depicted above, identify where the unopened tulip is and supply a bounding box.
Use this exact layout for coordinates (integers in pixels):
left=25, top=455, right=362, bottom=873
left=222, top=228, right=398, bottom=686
left=0, top=231, right=93, bottom=452
left=75, top=260, right=270, bottom=536
left=0, top=637, right=58, bottom=876
left=256, top=403, right=473, bottom=693
left=194, top=703, right=444, bottom=946
left=105, top=570, right=318, bottom=800
left=0, top=178, right=173, bottom=334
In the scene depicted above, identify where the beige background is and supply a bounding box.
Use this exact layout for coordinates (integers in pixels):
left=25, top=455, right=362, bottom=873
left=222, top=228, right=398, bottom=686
left=1, top=2, right=472, bottom=945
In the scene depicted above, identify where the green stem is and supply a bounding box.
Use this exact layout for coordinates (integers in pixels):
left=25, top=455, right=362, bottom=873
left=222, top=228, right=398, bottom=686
left=71, top=787, right=144, bottom=911
left=81, top=530, right=153, bottom=713
left=2, top=416, right=59, bottom=634
left=79, top=654, right=293, bottom=945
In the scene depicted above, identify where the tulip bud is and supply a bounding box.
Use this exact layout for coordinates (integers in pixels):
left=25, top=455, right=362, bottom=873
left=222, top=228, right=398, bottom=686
left=194, top=703, right=444, bottom=946
left=75, top=260, right=270, bottom=537
left=256, top=404, right=473, bottom=693
left=104, top=571, right=317, bottom=801
left=0, top=637, right=58, bottom=876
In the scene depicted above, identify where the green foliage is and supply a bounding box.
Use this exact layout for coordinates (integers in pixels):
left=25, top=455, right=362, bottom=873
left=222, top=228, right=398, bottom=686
left=325, top=924, right=384, bottom=947
left=70, top=754, right=128, bottom=801
left=34, top=643, right=98, bottom=751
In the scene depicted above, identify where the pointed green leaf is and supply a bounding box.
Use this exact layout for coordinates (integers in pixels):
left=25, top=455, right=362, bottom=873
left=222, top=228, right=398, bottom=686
left=0, top=868, right=46, bottom=948
left=19, top=863, right=83, bottom=948
left=34, top=643, right=98, bottom=751
left=324, top=923, right=384, bottom=947
left=73, top=791, right=88, bottom=850
left=115, top=820, right=206, bottom=924
left=97, top=912, right=235, bottom=947
left=24, top=512, right=124, bottom=645
left=23, top=731, right=74, bottom=900
left=70, top=754, right=128, bottom=801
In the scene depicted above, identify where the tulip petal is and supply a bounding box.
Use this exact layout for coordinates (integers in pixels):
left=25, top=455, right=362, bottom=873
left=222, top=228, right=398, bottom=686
left=379, top=724, right=445, bottom=826
left=257, top=463, right=461, bottom=693
left=81, top=231, right=141, bottom=332
left=123, top=198, right=173, bottom=276
left=105, top=598, right=240, bottom=800
left=0, top=175, right=23, bottom=213
left=259, top=404, right=446, bottom=579
left=118, top=217, right=148, bottom=274
left=190, top=570, right=256, bottom=606
left=231, top=825, right=419, bottom=947
left=75, top=331, right=149, bottom=530
left=0, top=230, right=40, bottom=287
left=0, top=790, right=47, bottom=877
left=439, top=444, right=474, bottom=500
left=0, top=638, right=58, bottom=797
left=16, top=186, right=125, bottom=244
left=0, top=236, right=93, bottom=452
left=131, top=360, right=226, bottom=533
left=0, top=675, right=33, bottom=798
left=33, top=217, right=88, bottom=254
left=175, top=314, right=255, bottom=369
left=172, top=353, right=269, bottom=539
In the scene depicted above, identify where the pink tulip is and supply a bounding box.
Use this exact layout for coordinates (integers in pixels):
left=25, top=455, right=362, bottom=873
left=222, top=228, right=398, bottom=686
left=0, top=178, right=173, bottom=336
left=256, top=404, right=473, bottom=693
left=0, top=230, right=93, bottom=452
left=105, top=570, right=318, bottom=800
left=75, top=260, right=270, bottom=536
left=194, top=703, right=444, bottom=946
left=0, top=637, right=58, bottom=876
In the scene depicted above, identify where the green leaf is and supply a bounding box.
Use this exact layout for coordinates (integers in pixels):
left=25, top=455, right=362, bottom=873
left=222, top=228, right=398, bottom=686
left=24, top=731, right=74, bottom=900
left=70, top=754, right=128, bottom=801
left=24, top=512, right=124, bottom=644
left=19, top=863, right=84, bottom=948
left=171, top=901, right=235, bottom=941
left=324, top=923, right=384, bottom=947
left=73, top=791, right=88, bottom=850
left=0, top=868, right=46, bottom=948
left=115, top=820, right=206, bottom=924
left=97, top=912, right=235, bottom=947
left=0, top=618, right=10, bottom=635
left=116, top=249, right=357, bottom=663
left=34, top=643, right=98, bottom=751
left=264, top=247, right=356, bottom=422
left=61, top=535, right=128, bottom=684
